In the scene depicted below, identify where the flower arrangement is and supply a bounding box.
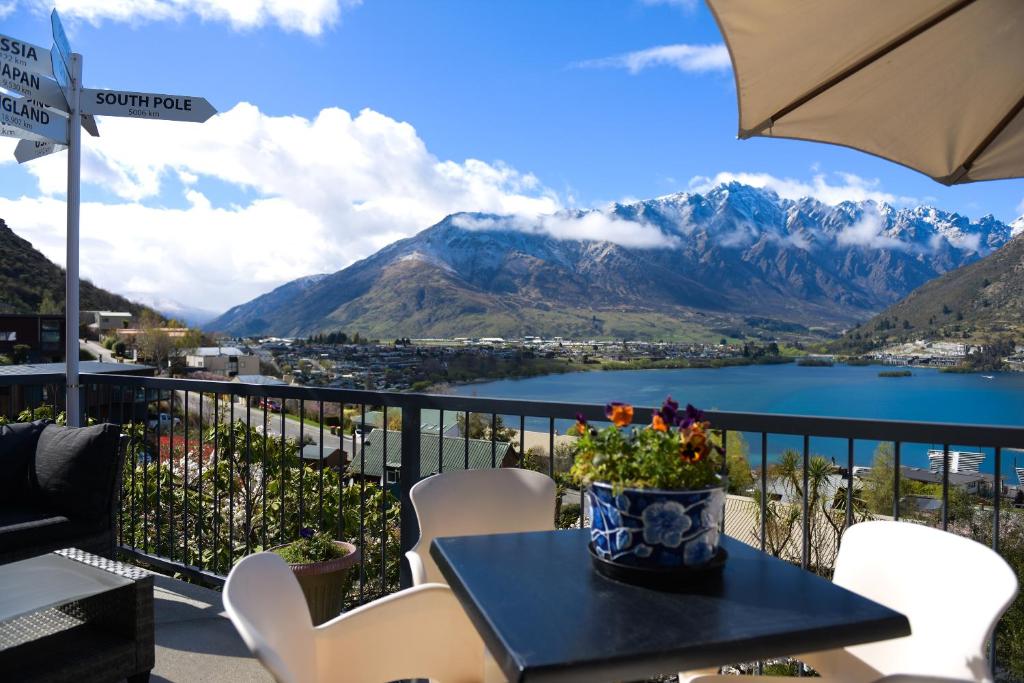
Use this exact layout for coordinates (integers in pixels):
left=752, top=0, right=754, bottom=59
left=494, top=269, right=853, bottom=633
left=571, top=397, right=723, bottom=491
left=272, top=527, right=350, bottom=565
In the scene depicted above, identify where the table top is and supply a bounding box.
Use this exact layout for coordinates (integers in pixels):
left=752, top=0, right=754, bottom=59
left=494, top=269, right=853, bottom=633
left=431, top=529, right=910, bottom=683
left=0, top=550, right=135, bottom=624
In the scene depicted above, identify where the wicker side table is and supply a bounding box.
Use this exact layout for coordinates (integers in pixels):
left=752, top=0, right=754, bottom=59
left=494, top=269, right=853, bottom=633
left=0, top=548, right=154, bottom=683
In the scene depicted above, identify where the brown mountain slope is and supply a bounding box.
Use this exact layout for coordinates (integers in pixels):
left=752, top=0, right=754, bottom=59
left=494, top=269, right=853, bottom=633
left=0, top=218, right=156, bottom=317
left=833, top=233, right=1024, bottom=352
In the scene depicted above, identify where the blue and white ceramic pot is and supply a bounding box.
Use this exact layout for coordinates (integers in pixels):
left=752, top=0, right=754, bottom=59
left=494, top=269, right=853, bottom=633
left=588, top=481, right=725, bottom=568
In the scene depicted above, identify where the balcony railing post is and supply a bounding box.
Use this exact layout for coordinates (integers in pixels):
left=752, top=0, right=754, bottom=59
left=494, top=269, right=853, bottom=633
left=399, top=405, right=421, bottom=589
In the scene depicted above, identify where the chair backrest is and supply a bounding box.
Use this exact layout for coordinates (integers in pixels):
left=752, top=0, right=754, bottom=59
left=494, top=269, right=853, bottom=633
left=408, top=468, right=556, bottom=584
left=223, top=552, right=317, bottom=683
left=833, top=521, right=1017, bottom=680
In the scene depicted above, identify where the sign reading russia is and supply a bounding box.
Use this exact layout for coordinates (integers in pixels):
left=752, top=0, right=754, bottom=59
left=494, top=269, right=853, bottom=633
left=82, top=88, right=216, bottom=122
left=0, top=33, right=52, bottom=77
left=0, top=91, right=67, bottom=143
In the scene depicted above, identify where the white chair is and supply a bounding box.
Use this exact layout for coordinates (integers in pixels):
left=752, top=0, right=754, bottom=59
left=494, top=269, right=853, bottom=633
left=406, top=468, right=557, bottom=585
left=683, top=521, right=1018, bottom=683
left=223, top=551, right=488, bottom=683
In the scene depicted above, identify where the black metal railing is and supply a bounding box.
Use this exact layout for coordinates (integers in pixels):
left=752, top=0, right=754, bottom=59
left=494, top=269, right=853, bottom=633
left=2, top=370, right=1023, bottom=677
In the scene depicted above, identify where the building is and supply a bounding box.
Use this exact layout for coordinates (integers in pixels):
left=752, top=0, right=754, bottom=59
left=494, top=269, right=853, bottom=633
left=351, top=428, right=519, bottom=493
left=0, top=360, right=155, bottom=419
left=185, top=347, right=259, bottom=377
left=927, top=449, right=985, bottom=474
left=0, top=314, right=65, bottom=364
left=83, top=311, right=133, bottom=337
left=299, top=444, right=346, bottom=470
left=897, top=466, right=987, bottom=495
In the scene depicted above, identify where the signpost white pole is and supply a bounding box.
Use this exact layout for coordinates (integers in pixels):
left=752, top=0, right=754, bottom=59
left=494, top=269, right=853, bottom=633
left=65, top=52, right=81, bottom=426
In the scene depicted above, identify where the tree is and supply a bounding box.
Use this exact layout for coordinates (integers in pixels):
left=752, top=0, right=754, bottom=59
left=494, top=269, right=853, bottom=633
left=457, top=413, right=517, bottom=442
left=724, top=431, right=753, bottom=494
left=37, top=291, right=61, bottom=314
left=12, top=344, right=31, bottom=363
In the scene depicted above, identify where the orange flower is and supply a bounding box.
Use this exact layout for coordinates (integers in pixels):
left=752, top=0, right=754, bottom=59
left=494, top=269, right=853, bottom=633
left=651, top=413, right=669, bottom=432
left=605, top=402, right=634, bottom=428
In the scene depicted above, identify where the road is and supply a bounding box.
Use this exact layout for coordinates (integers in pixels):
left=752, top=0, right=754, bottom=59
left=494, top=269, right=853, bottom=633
left=80, top=338, right=116, bottom=362
left=180, top=391, right=346, bottom=451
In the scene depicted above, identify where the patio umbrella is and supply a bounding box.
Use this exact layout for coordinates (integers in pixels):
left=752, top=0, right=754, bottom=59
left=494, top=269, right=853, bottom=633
left=707, top=0, right=1024, bottom=185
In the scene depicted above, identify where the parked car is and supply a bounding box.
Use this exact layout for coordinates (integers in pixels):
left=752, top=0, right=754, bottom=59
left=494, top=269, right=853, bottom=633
left=147, top=413, right=181, bottom=430
left=259, top=398, right=282, bottom=413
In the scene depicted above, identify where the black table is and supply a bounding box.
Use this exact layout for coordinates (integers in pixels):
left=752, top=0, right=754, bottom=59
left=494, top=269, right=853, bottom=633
left=431, top=530, right=910, bottom=683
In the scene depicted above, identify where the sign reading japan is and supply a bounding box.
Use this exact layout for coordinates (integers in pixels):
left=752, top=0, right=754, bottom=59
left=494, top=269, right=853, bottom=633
left=50, top=9, right=71, bottom=69
left=0, top=33, right=52, bottom=77
left=0, top=62, right=67, bottom=111
left=82, top=89, right=217, bottom=122
left=0, top=92, right=67, bottom=143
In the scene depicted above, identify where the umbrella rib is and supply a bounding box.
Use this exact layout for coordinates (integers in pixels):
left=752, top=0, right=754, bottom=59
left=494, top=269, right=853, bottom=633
left=942, top=90, right=1024, bottom=185
left=744, top=0, right=979, bottom=138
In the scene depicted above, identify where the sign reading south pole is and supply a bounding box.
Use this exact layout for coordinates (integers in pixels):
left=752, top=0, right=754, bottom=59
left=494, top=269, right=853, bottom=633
left=0, top=92, right=67, bottom=143
left=0, top=32, right=53, bottom=77
left=82, top=89, right=217, bottom=122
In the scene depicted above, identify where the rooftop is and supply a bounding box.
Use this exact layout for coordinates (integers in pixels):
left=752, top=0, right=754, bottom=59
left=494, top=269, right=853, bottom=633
left=191, top=347, right=247, bottom=357
left=0, top=361, right=155, bottom=376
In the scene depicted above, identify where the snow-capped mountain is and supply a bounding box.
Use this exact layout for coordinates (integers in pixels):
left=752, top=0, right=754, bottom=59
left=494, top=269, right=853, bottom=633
left=207, top=183, right=1015, bottom=340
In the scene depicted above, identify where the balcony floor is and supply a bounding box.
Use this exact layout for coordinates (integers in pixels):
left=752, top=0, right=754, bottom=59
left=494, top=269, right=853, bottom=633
left=152, top=574, right=272, bottom=682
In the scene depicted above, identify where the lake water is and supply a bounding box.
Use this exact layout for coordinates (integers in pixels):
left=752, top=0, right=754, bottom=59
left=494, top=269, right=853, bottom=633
left=450, top=364, right=1024, bottom=478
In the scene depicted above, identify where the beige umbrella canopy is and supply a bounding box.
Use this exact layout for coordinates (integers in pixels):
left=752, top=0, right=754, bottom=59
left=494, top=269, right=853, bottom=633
left=707, top=0, right=1024, bottom=185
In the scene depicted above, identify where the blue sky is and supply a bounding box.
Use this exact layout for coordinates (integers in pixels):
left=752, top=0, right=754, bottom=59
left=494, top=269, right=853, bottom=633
left=1, top=0, right=1022, bottom=315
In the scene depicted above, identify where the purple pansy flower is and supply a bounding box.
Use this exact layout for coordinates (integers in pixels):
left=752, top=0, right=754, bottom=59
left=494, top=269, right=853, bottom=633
left=300, top=527, right=315, bottom=539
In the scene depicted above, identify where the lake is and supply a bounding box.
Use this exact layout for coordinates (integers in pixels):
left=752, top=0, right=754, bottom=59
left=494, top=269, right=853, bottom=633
left=450, top=364, right=1024, bottom=478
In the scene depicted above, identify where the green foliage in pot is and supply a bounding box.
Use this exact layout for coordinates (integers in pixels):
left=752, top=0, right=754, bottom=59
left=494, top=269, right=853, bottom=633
left=274, top=528, right=349, bottom=564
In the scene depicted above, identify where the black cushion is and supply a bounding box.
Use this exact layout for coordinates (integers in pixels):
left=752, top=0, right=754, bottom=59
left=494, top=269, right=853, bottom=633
left=0, top=420, right=50, bottom=503
left=0, top=505, right=103, bottom=555
left=31, top=423, right=122, bottom=522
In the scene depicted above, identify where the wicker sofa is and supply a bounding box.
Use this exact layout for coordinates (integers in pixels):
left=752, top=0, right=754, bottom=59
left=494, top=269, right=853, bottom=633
left=0, top=420, right=126, bottom=564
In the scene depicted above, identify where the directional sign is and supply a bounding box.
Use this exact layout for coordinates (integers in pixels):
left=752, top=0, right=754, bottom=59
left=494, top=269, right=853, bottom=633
left=51, top=9, right=71, bottom=70
left=50, top=45, right=71, bottom=106
left=0, top=92, right=68, bottom=144
left=81, top=113, right=99, bottom=137
left=0, top=62, right=68, bottom=111
left=1, top=123, right=53, bottom=144
left=82, top=89, right=217, bottom=122
left=14, top=138, right=66, bottom=164
left=0, top=32, right=52, bottom=78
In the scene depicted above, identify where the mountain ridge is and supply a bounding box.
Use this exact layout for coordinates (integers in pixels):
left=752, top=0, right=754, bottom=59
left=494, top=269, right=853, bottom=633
left=207, top=183, right=1018, bottom=341
left=0, top=218, right=158, bottom=320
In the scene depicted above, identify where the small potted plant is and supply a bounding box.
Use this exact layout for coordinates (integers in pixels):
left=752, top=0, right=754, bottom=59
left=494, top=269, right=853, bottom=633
left=571, top=397, right=725, bottom=583
left=271, top=528, right=360, bottom=625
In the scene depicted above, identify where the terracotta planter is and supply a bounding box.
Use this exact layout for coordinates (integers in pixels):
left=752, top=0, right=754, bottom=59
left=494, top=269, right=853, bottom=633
left=270, top=541, right=360, bottom=625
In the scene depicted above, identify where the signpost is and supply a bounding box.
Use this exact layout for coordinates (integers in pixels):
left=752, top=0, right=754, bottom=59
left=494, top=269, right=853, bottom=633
left=1, top=9, right=218, bottom=426
left=82, top=89, right=217, bottom=122
left=14, top=138, right=65, bottom=163
left=0, top=32, right=53, bottom=77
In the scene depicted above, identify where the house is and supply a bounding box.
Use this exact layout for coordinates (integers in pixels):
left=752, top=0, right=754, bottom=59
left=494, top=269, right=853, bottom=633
left=83, top=311, right=133, bottom=337
left=0, top=360, right=155, bottom=420
left=299, top=444, right=346, bottom=471
left=927, top=449, right=984, bottom=474
left=896, top=466, right=987, bottom=495
left=419, top=409, right=463, bottom=437
left=185, top=347, right=259, bottom=377
left=0, top=314, right=64, bottom=363
left=351, top=428, right=519, bottom=491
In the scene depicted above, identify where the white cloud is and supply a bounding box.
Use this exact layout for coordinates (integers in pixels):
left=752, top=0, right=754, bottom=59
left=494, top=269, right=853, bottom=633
left=688, top=171, right=917, bottom=206
left=0, top=1, right=16, bottom=18
left=19, top=0, right=358, bottom=36
left=452, top=211, right=676, bottom=249
left=835, top=208, right=908, bottom=251
left=576, top=43, right=731, bottom=75
left=0, top=102, right=561, bottom=312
